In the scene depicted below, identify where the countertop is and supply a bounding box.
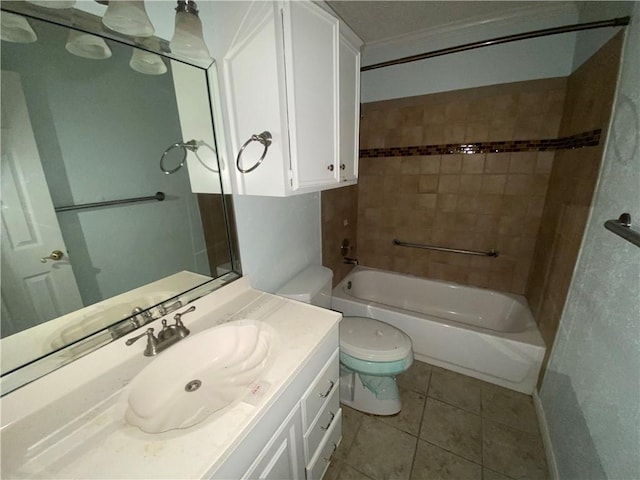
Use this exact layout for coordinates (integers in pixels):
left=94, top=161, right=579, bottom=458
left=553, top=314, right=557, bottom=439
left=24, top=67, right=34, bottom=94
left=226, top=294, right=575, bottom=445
left=0, top=277, right=341, bottom=479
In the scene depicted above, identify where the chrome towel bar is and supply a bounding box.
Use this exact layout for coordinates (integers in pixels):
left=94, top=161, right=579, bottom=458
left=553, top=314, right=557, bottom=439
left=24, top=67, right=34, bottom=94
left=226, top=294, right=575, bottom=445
left=604, top=213, right=640, bottom=248
left=392, top=239, right=499, bottom=257
left=55, top=192, right=165, bottom=213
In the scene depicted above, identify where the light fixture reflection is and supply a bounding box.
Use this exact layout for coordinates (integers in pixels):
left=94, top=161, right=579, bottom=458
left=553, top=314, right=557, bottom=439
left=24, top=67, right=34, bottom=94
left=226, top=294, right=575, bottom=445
left=1, top=12, right=37, bottom=43
left=102, top=0, right=154, bottom=37
left=65, top=30, right=112, bottom=60
left=170, top=0, right=211, bottom=62
left=130, top=48, right=167, bottom=75
left=27, top=0, right=76, bottom=8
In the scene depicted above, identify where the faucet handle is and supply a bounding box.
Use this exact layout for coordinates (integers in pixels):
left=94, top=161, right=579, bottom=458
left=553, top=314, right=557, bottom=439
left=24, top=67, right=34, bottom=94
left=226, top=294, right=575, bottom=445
left=173, top=306, right=194, bottom=338
left=125, top=328, right=158, bottom=356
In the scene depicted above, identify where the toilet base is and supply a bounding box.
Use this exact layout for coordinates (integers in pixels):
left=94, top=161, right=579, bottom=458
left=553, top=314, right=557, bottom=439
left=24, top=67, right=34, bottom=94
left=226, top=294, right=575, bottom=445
left=339, top=369, right=401, bottom=416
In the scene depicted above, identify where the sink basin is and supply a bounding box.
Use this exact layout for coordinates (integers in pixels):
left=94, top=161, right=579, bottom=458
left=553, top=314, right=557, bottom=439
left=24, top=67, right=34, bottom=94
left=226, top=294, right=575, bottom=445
left=125, top=319, right=272, bottom=433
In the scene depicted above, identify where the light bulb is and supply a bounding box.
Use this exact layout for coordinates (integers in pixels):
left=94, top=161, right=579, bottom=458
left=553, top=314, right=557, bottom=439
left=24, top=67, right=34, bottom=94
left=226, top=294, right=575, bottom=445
left=1, top=12, right=37, bottom=43
left=130, top=48, right=167, bottom=75
left=102, top=0, right=154, bottom=37
left=65, top=30, right=112, bottom=60
left=170, top=1, right=211, bottom=62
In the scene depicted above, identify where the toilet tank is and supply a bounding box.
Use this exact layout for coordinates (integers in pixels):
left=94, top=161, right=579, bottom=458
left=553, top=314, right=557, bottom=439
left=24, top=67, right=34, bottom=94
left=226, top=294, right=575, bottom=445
left=276, top=266, right=333, bottom=308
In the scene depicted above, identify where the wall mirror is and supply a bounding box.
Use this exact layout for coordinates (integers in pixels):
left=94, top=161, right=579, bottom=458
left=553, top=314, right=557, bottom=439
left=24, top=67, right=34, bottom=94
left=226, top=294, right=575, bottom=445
left=0, top=3, right=241, bottom=394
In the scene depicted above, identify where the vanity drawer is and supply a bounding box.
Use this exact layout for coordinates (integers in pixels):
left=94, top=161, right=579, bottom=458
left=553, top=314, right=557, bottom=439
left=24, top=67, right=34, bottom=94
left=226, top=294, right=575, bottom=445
left=306, top=408, right=342, bottom=480
left=304, top=381, right=340, bottom=461
left=302, top=349, right=339, bottom=431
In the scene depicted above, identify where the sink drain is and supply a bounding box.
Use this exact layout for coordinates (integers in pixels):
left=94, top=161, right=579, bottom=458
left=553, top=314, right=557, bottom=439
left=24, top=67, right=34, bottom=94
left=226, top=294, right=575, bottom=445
left=185, top=380, right=202, bottom=392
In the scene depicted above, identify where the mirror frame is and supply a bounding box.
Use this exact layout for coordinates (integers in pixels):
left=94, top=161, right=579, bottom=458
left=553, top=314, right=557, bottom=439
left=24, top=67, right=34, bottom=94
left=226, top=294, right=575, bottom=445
left=0, top=2, right=242, bottom=394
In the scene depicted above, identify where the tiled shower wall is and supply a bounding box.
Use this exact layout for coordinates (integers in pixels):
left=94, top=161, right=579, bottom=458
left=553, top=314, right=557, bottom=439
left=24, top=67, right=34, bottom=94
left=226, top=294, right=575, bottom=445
left=526, top=33, right=623, bottom=350
left=353, top=78, right=567, bottom=294
left=321, top=185, right=359, bottom=286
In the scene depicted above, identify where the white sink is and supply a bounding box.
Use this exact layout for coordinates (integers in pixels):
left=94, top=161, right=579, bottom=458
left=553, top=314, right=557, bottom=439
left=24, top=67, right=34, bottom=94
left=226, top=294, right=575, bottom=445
left=125, top=319, right=272, bottom=433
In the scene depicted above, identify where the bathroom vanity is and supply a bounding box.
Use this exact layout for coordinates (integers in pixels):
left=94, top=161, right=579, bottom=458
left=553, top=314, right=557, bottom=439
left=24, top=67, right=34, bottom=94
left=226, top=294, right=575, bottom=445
left=0, top=278, right=342, bottom=479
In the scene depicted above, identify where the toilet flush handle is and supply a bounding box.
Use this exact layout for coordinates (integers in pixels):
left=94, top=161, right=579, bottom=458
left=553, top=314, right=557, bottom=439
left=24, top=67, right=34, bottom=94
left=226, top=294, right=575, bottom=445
left=319, top=380, right=335, bottom=398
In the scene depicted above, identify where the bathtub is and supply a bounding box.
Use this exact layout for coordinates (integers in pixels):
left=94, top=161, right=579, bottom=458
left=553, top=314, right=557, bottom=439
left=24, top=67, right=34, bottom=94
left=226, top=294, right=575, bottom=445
left=331, top=266, right=545, bottom=394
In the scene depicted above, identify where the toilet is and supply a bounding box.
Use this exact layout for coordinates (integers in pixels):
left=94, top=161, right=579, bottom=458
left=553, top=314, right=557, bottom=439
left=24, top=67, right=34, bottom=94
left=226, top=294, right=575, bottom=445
left=277, top=265, right=413, bottom=415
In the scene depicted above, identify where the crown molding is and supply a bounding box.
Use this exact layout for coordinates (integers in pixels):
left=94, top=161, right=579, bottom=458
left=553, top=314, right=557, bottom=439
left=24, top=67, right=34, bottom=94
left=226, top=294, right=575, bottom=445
left=363, top=2, right=580, bottom=53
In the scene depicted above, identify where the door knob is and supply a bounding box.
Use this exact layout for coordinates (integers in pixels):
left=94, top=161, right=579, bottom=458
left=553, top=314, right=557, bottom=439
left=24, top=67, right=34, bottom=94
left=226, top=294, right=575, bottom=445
left=41, top=250, right=64, bottom=263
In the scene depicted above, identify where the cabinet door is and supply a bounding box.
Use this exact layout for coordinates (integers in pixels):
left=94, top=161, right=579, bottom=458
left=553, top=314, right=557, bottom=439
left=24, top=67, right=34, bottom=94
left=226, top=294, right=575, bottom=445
left=282, top=2, right=340, bottom=192
left=338, top=32, right=361, bottom=184
left=242, top=405, right=305, bottom=480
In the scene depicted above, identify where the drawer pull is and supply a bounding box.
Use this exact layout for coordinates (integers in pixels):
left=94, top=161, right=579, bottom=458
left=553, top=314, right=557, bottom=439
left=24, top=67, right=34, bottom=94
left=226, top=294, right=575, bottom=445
left=320, top=412, right=335, bottom=431
left=322, top=443, right=338, bottom=463
left=318, top=380, right=335, bottom=398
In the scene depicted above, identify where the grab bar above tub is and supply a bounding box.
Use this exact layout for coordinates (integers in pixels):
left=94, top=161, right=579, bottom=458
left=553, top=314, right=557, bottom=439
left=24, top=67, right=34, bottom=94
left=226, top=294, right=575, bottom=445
left=392, top=239, right=499, bottom=257
left=604, top=213, right=640, bottom=248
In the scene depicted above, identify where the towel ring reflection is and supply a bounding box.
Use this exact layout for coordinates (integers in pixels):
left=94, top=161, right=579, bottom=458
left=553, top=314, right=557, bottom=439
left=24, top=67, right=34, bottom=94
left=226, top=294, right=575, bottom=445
left=236, top=131, right=272, bottom=173
left=160, top=139, right=199, bottom=174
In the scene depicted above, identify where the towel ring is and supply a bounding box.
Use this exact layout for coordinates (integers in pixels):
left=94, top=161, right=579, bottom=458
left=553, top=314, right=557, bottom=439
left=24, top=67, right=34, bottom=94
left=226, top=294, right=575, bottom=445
left=236, top=131, right=272, bottom=173
left=160, top=139, right=199, bottom=174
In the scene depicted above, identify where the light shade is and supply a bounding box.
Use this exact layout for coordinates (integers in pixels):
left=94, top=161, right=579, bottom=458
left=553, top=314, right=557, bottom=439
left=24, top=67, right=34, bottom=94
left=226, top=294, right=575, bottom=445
left=130, top=48, right=167, bottom=75
left=170, top=2, right=211, bottom=62
left=27, top=0, right=75, bottom=8
left=102, top=0, right=154, bottom=37
left=65, top=30, right=112, bottom=60
left=1, top=12, right=37, bottom=43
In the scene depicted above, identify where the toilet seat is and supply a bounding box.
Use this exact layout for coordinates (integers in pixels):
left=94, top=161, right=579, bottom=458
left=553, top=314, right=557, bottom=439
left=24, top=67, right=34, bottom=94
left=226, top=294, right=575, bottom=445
left=339, top=316, right=412, bottom=362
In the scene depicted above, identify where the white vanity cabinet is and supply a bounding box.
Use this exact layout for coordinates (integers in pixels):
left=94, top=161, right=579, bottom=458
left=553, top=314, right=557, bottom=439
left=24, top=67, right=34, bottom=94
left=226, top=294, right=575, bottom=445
left=223, top=1, right=362, bottom=196
left=211, top=342, right=342, bottom=480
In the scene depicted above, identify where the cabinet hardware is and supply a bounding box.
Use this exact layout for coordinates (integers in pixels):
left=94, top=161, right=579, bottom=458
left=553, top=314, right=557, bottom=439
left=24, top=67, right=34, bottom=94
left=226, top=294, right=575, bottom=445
left=322, top=443, right=338, bottom=462
left=318, top=379, right=335, bottom=398
left=327, top=164, right=334, bottom=171
left=320, top=412, right=335, bottom=430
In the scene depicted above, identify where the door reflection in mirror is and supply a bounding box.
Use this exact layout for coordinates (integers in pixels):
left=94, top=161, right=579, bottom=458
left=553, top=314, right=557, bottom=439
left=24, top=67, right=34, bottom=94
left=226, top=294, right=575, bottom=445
left=0, top=14, right=232, bottom=373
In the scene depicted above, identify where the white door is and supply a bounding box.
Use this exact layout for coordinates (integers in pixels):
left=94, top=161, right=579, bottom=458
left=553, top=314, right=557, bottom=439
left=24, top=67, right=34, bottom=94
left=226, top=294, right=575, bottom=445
left=1, top=71, right=83, bottom=336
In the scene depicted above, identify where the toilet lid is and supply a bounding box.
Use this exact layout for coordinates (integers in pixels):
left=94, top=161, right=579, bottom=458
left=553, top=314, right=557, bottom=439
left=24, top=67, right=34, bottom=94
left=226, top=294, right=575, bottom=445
left=340, top=316, right=412, bottom=362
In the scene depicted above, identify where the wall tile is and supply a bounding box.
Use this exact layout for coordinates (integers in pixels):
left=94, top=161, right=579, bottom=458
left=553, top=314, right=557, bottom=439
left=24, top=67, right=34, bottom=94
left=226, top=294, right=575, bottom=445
left=462, top=154, right=485, bottom=174
left=418, top=175, right=439, bottom=193
left=350, top=78, right=570, bottom=295
left=420, top=156, right=441, bottom=174
left=525, top=33, right=623, bottom=382
left=485, top=154, right=510, bottom=174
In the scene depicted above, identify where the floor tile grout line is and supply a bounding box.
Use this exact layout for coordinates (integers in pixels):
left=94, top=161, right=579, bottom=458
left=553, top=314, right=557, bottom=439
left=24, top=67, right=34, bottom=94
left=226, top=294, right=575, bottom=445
left=418, top=437, right=484, bottom=468
left=408, top=370, right=430, bottom=479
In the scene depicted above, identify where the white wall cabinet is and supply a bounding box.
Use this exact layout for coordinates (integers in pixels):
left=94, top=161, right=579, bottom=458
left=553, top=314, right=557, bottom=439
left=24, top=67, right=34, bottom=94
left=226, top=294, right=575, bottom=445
left=223, top=1, right=362, bottom=196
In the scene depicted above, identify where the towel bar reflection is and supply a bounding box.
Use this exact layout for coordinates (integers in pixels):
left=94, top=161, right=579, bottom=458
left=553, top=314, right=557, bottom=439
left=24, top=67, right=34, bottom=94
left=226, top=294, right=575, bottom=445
left=604, top=213, right=640, bottom=248
left=392, top=239, right=499, bottom=257
left=55, top=192, right=165, bottom=213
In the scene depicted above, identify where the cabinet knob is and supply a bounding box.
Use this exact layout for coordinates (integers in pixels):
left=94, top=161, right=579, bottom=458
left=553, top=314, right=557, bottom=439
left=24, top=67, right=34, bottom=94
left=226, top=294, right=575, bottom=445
left=340, top=164, right=346, bottom=170
left=327, top=164, right=334, bottom=171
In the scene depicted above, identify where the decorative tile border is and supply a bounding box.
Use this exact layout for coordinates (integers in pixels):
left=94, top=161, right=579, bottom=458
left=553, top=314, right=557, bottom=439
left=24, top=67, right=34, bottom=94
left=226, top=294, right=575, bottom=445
left=359, top=129, right=601, bottom=158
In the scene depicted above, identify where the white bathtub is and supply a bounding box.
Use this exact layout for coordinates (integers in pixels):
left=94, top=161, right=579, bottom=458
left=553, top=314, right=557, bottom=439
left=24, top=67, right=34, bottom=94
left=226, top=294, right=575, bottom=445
left=331, top=266, right=545, bottom=394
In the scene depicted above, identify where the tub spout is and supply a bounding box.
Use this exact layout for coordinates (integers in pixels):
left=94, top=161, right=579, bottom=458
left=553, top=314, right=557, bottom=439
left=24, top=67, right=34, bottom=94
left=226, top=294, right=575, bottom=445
left=343, top=257, right=359, bottom=266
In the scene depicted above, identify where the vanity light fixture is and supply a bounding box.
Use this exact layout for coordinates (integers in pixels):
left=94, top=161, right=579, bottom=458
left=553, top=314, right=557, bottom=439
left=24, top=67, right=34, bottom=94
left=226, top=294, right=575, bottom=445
left=130, top=40, right=167, bottom=75
left=170, top=0, right=211, bottom=62
left=0, top=12, right=37, bottom=43
left=65, top=30, right=112, bottom=59
left=102, top=0, right=154, bottom=38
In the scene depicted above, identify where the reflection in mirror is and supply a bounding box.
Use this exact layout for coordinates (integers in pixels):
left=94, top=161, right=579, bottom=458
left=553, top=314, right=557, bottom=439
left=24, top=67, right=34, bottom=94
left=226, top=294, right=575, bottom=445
left=0, top=7, right=241, bottom=393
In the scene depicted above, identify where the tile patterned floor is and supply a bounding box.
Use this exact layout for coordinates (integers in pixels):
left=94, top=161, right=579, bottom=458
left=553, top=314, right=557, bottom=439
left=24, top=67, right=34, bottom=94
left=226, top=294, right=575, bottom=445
left=325, top=361, right=548, bottom=480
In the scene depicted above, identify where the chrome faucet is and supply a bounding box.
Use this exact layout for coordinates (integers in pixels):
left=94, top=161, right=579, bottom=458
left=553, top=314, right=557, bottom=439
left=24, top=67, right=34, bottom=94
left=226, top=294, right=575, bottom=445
left=131, top=306, right=154, bottom=327
left=126, top=306, right=195, bottom=356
